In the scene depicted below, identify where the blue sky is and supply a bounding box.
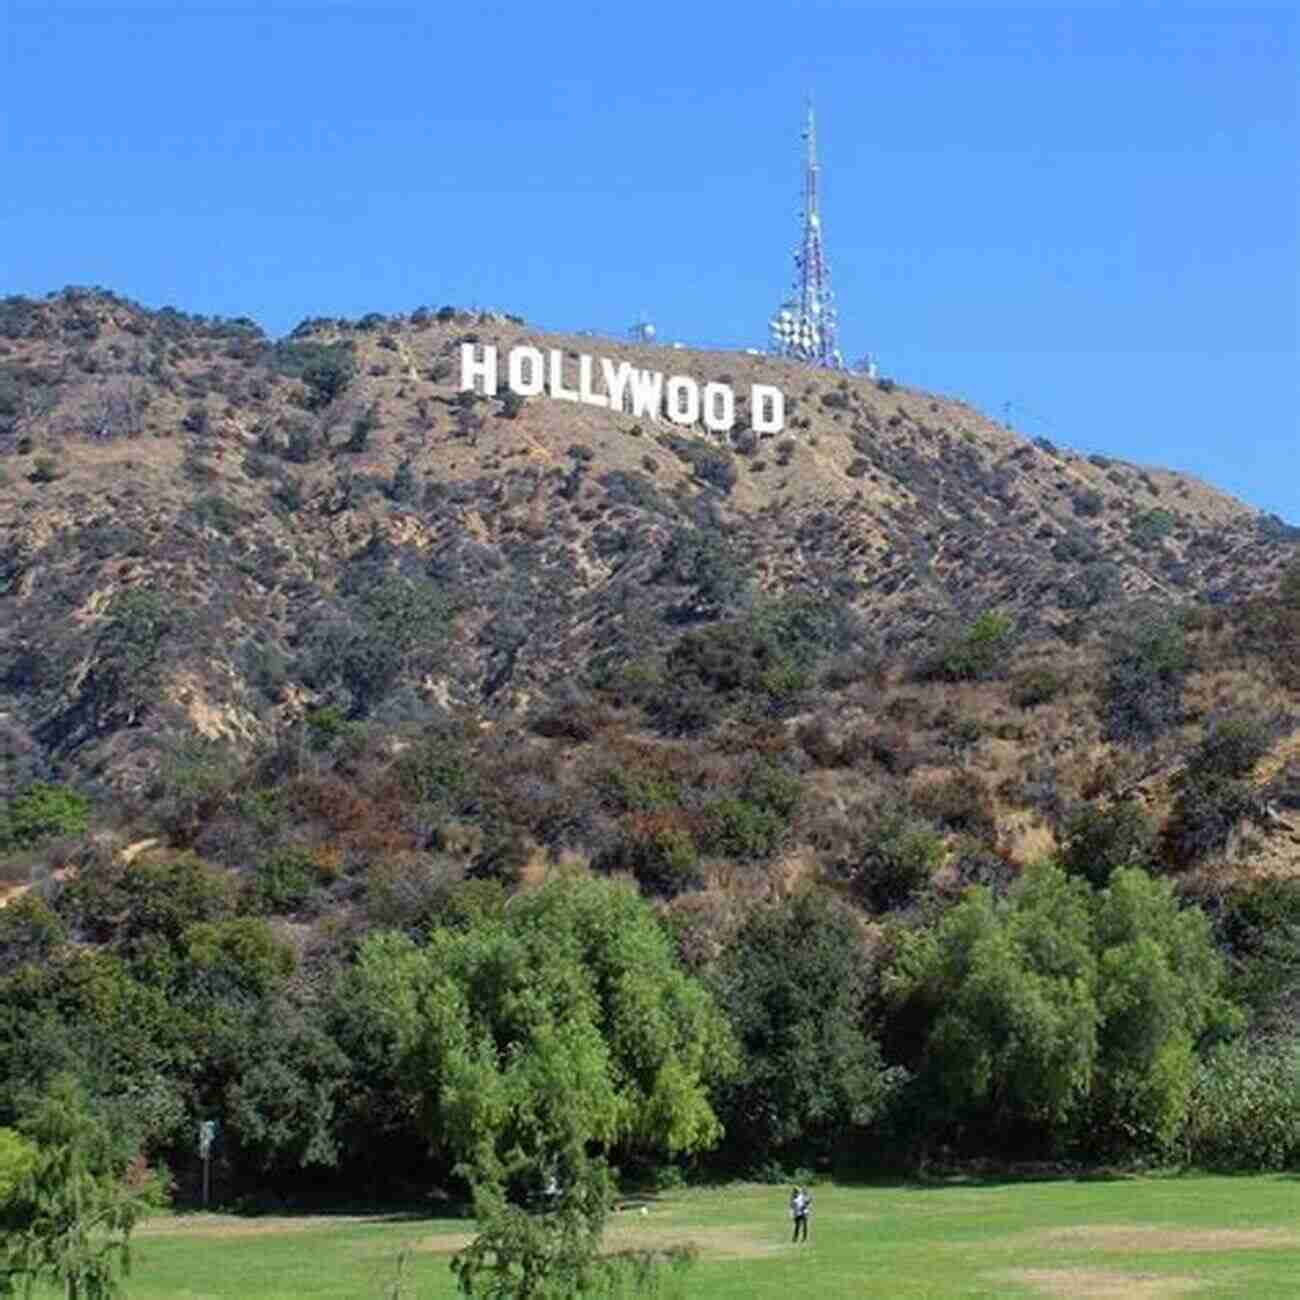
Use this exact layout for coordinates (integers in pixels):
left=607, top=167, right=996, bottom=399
left=5, top=1, right=1297, bottom=520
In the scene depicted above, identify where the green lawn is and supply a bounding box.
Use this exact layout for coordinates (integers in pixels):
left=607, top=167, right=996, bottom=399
left=39, top=1175, right=1300, bottom=1298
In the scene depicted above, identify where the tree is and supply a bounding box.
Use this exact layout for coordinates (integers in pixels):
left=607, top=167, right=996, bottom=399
left=1088, top=868, right=1239, bottom=1154
left=341, top=877, right=734, bottom=1295
left=884, top=864, right=1098, bottom=1152
left=709, top=890, right=904, bottom=1169
left=0, top=1074, right=168, bottom=1300
left=883, top=862, right=1239, bottom=1159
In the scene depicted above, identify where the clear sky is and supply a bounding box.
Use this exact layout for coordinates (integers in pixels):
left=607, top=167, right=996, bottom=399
left=5, top=1, right=1297, bottom=521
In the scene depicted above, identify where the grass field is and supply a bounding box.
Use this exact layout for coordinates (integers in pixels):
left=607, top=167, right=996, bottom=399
left=33, top=1175, right=1300, bottom=1299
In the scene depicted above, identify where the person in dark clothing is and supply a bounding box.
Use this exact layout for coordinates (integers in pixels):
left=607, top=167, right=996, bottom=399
left=790, top=1186, right=810, bottom=1242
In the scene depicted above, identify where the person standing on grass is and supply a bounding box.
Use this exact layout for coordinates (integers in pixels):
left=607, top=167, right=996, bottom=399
left=790, top=1186, right=810, bottom=1243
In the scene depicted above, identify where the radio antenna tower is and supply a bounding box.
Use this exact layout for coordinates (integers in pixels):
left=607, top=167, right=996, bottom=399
left=769, top=95, right=843, bottom=368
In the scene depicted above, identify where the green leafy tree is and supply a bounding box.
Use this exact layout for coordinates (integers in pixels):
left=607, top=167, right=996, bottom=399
left=0, top=1130, right=37, bottom=1209
left=342, top=877, right=734, bottom=1294
left=82, top=588, right=182, bottom=731
left=1088, top=868, right=1239, bottom=1154
left=709, top=890, right=904, bottom=1169
left=884, top=863, right=1238, bottom=1158
left=884, top=864, right=1098, bottom=1150
left=0, top=1073, right=168, bottom=1300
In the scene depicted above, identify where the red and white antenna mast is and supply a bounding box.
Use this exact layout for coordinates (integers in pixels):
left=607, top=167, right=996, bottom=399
left=769, top=95, right=843, bottom=369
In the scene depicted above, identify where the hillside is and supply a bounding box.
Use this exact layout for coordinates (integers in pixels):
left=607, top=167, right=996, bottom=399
left=0, top=285, right=1298, bottom=887
left=5, top=284, right=1300, bottom=1207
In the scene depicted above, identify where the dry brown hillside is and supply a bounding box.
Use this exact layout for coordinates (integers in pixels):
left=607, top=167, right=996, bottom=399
left=1, top=287, right=1297, bottom=895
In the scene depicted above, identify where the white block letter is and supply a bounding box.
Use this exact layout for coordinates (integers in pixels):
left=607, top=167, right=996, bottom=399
left=666, top=376, right=700, bottom=426
left=578, top=354, right=608, bottom=408
left=507, top=345, right=544, bottom=396
left=751, top=383, right=785, bottom=433
left=703, top=382, right=735, bottom=433
left=548, top=349, right=579, bottom=402
left=628, top=367, right=664, bottom=422
left=460, top=343, right=498, bottom=396
left=601, top=358, right=634, bottom=411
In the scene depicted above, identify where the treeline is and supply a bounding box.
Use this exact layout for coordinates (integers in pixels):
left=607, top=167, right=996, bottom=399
left=2, top=771, right=1300, bottom=1211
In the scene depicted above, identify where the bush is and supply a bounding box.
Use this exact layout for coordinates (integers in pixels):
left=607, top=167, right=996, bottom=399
left=1164, top=773, right=1254, bottom=866
left=1071, top=489, right=1104, bottom=518
left=1058, top=801, right=1156, bottom=887
left=249, top=845, right=321, bottom=914
left=917, top=611, right=1015, bottom=683
left=699, top=797, right=785, bottom=862
left=293, top=348, right=356, bottom=410
left=1129, top=509, right=1175, bottom=550
left=913, top=771, right=997, bottom=843
left=1187, top=716, right=1272, bottom=780
left=1280, top=558, right=1300, bottom=609
left=624, top=822, right=702, bottom=898
left=1181, top=1039, right=1300, bottom=1170
left=189, top=492, right=246, bottom=535
left=1103, top=607, right=1190, bottom=743
left=1215, top=877, right=1300, bottom=1018
left=27, top=455, right=61, bottom=484
left=1011, top=668, right=1066, bottom=708
left=0, top=783, right=90, bottom=852
left=822, top=803, right=944, bottom=911
left=346, top=402, right=379, bottom=452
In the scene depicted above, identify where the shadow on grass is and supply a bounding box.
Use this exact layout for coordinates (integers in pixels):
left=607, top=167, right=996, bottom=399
left=171, top=1201, right=466, bottom=1222
left=827, top=1164, right=1152, bottom=1192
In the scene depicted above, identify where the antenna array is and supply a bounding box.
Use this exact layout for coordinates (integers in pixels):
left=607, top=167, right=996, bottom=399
left=769, top=95, right=843, bottom=369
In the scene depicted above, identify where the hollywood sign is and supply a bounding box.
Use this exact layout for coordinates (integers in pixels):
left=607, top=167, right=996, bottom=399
left=460, top=344, right=786, bottom=434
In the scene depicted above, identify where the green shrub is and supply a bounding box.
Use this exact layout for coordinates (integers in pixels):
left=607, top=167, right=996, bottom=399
left=1058, top=801, right=1156, bottom=887
left=0, top=783, right=90, bottom=851
left=346, top=402, right=378, bottom=452
left=629, top=826, right=702, bottom=897
left=189, top=492, right=246, bottom=535
left=27, top=455, right=61, bottom=484
left=271, top=341, right=356, bottom=410
left=1181, top=1038, right=1300, bottom=1170
left=1071, top=488, right=1104, bottom=517
left=1129, top=508, right=1175, bottom=550
left=1012, top=667, right=1066, bottom=708
left=825, top=804, right=944, bottom=911
left=699, top=797, right=786, bottom=861
left=913, top=771, right=997, bottom=842
left=250, top=845, right=320, bottom=914
left=1281, top=558, right=1300, bottom=609
left=1215, top=877, right=1300, bottom=1018
left=1103, top=607, right=1190, bottom=742
left=917, top=611, right=1015, bottom=683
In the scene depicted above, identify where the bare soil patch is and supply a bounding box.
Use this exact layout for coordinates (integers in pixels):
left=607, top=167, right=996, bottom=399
left=1022, top=1225, right=1300, bottom=1253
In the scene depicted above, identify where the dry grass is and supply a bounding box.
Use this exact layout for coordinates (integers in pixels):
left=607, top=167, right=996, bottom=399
left=1014, top=1224, right=1300, bottom=1253
left=996, top=1268, right=1207, bottom=1298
